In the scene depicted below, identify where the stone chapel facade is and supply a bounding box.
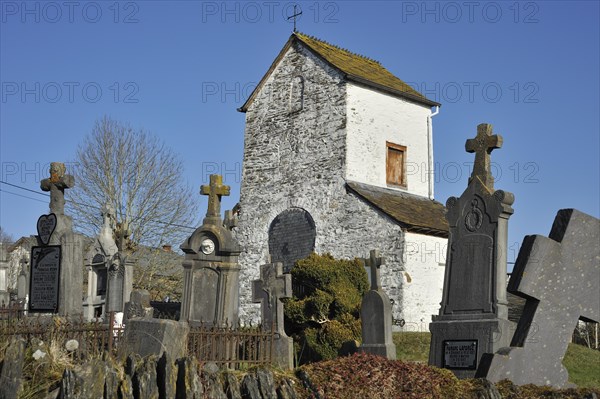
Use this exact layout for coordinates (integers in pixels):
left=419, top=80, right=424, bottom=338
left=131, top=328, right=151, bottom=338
left=234, top=33, right=449, bottom=329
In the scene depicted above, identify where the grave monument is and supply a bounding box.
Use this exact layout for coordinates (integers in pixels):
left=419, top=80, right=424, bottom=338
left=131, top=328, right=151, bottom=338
left=477, top=209, right=600, bottom=388
left=252, top=262, right=294, bottom=369
left=180, top=174, right=242, bottom=327
left=429, top=124, right=514, bottom=378
left=359, top=249, right=396, bottom=359
left=29, top=162, right=83, bottom=316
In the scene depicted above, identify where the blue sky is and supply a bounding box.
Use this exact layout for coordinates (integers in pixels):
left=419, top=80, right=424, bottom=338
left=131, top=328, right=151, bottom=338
left=1, top=1, right=599, bottom=267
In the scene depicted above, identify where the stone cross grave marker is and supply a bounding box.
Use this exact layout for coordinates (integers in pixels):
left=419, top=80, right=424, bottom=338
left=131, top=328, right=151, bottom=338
left=40, top=162, right=74, bottom=217
left=201, top=174, right=230, bottom=222
left=252, top=262, right=292, bottom=333
left=477, top=209, right=600, bottom=388
left=429, top=124, right=514, bottom=378
left=252, top=262, right=294, bottom=369
left=30, top=162, right=83, bottom=316
left=359, top=249, right=396, bottom=359
left=465, top=123, right=502, bottom=190
left=365, top=249, right=383, bottom=290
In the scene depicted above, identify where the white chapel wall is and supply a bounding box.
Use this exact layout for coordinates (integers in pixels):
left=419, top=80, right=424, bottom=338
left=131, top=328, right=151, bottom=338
left=401, top=231, right=447, bottom=330
left=345, top=83, right=432, bottom=198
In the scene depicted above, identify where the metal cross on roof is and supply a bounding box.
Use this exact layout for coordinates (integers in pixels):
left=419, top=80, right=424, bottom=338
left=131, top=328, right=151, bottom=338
left=466, top=123, right=503, bottom=191
left=201, top=174, right=230, bottom=219
left=287, top=5, right=302, bottom=32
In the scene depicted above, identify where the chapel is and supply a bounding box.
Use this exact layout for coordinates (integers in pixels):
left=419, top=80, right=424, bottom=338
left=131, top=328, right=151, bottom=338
left=234, top=32, right=448, bottom=328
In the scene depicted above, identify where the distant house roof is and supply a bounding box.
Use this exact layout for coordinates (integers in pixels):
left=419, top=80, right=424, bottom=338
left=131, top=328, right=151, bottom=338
left=346, top=181, right=448, bottom=238
left=239, top=32, right=440, bottom=112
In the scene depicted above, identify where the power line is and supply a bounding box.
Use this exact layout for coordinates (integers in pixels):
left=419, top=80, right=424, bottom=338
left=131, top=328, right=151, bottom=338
left=0, top=180, right=197, bottom=231
left=0, top=189, right=49, bottom=204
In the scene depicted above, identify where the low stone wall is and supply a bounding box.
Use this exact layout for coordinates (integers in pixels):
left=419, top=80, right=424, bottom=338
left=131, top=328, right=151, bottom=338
left=58, top=354, right=298, bottom=399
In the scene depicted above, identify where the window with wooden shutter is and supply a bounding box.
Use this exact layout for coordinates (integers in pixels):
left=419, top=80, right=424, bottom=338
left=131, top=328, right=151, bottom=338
left=386, top=142, right=407, bottom=187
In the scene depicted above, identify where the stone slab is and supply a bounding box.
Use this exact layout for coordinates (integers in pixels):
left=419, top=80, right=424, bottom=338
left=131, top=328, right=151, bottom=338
left=359, top=289, right=396, bottom=359
left=429, top=318, right=514, bottom=380
left=477, top=209, right=600, bottom=388
left=120, top=318, right=189, bottom=360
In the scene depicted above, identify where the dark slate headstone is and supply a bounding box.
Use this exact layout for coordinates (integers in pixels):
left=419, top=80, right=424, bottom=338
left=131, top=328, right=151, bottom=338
left=202, top=363, right=227, bottom=399
left=0, top=337, right=26, bottom=398
left=252, top=262, right=294, bottom=369
left=241, top=374, right=262, bottom=399
left=256, top=368, right=277, bottom=399
left=133, top=355, right=159, bottom=399
left=477, top=209, right=600, bottom=388
left=60, top=359, right=106, bottom=399
left=268, top=208, right=316, bottom=272
left=429, top=124, right=514, bottom=378
left=359, top=250, right=396, bottom=359
left=223, top=372, right=242, bottom=399
left=121, top=318, right=189, bottom=361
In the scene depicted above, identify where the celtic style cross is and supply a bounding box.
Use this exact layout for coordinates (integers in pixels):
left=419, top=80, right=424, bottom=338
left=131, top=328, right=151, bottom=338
left=40, top=162, right=75, bottom=215
left=363, top=249, right=384, bottom=290
left=201, top=174, right=230, bottom=220
left=465, top=123, right=503, bottom=190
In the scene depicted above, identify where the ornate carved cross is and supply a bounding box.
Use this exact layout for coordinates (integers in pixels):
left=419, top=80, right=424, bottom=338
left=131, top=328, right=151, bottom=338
left=465, top=123, right=503, bottom=190
left=363, top=249, right=384, bottom=290
left=252, top=262, right=292, bottom=333
left=40, top=162, right=75, bottom=215
left=201, top=174, right=230, bottom=220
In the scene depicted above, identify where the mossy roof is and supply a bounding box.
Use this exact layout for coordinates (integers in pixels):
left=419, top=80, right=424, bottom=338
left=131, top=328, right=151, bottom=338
left=239, top=32, right=440, bottom=112
left=347, top=181, right=449, bottom=237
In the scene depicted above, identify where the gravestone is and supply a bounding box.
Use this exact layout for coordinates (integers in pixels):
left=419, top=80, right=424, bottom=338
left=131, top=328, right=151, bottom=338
left=121, top=318, right=190, bottom=360
left=429, top=124, right=514, bottom=378
left=180, top=174, right=242, bottom=327
left=17, top=257, right=28, bottom=301
left=477, top=209, right=600, bottom=388
left=124, top=289, right=154, bottom=320
left=85, top=204, right=134, bottom=321
left=359, top=250, right=396, bottom=359
left=29, top=162, right=83, bottom=316
left=252, top=262, right=294, bottom=369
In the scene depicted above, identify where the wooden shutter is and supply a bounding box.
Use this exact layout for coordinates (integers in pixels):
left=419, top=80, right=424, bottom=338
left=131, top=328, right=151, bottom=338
left=386, top=142, right=406, bottom=186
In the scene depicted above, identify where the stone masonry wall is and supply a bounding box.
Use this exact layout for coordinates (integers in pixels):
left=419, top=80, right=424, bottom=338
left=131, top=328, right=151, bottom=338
left=234, top=42, right=409, bottom=325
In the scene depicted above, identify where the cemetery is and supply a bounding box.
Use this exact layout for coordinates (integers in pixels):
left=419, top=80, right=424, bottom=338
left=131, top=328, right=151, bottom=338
left=0, top=32, right=599, bottom=399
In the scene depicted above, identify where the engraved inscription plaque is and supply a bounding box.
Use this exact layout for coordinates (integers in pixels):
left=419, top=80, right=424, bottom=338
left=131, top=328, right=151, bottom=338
left=29, top=245, right=61, bottom=312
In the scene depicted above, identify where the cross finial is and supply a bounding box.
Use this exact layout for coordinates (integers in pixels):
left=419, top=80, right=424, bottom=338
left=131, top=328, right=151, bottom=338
left=287, top=4, right=302, bottom=32
left=363, top=249, right=384, bottom=290
left=465, top=123, right=503, bottom=190
left=40, top=162, right=75, bottom=215
left=201, top=174, right=230, bottom=222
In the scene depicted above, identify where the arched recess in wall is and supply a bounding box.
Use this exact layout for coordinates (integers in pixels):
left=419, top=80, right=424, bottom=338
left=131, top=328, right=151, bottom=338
left=289, top=75, right=304, bottom=113
left=268, top=207, right=316, bottom=272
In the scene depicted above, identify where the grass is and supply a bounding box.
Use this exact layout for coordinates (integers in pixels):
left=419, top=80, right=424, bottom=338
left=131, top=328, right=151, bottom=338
left=563, top=342, right=600, bottom=388
left=393, top=332, right=600, bottom=389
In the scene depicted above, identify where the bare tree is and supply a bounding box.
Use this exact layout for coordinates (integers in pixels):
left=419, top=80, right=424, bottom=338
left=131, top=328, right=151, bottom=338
left=67, top=117, right=198, bottom=249
left=0, top=227, right=14, bottom=246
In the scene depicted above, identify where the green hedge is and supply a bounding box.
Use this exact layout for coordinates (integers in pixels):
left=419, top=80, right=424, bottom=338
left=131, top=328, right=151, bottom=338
left=284, top=253, right=369, bottom=364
